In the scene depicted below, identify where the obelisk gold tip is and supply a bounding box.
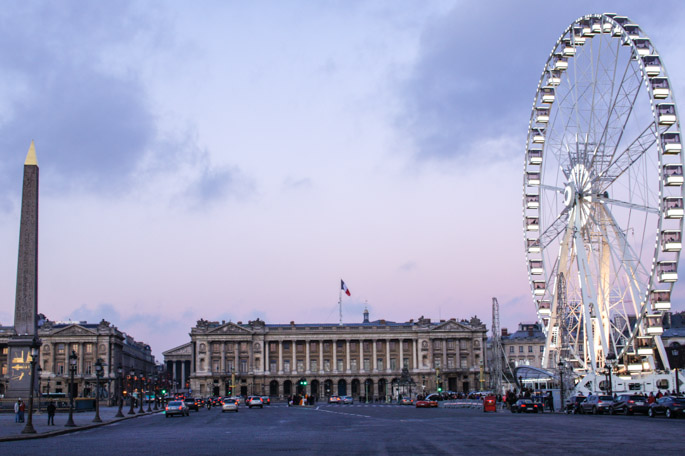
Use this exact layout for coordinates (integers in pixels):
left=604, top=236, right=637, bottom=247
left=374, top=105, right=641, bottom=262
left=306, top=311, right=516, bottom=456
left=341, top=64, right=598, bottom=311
left=24, top=140, right=37, bottom=166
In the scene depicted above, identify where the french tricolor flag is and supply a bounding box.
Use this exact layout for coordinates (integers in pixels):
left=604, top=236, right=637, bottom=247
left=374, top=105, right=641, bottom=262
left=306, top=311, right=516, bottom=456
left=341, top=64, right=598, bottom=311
left=341, top=279, right=351, bottom=296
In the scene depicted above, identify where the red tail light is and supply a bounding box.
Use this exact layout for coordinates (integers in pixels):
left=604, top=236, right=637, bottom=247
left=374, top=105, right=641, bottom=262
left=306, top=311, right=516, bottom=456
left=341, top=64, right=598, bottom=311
left=521, top=404, right=526, bottom=407
left=165, top=407, right=169, bottom=411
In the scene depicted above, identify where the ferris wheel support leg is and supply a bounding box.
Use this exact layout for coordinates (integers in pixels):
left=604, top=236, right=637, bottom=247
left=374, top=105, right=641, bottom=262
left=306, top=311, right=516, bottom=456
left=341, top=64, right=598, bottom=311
left=572, top=207, right=605, bottom=373
left=654, top=337, right=671, bottom=371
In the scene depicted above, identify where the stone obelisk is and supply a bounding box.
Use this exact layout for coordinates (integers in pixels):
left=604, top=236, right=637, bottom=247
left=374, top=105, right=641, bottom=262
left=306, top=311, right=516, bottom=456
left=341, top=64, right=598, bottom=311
left=6, top=141, right=40, bottom=399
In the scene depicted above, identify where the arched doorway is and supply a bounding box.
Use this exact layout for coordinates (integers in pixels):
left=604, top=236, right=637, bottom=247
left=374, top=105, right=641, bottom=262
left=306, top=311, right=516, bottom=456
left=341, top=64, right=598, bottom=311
left=269, top=380, right=279, bottom=397
left=284, top=380, right=292, bottom=396
left=351, top=379, right=360, bottom=397
left=378, top=378, right=387, bottom=400
left=323, top=379, right=333, bottom=397
left=337, top=379, right=347, bottom=396
left=363, top=379, right=373, bottom=402
left=311, top=380, right=320, bottom=399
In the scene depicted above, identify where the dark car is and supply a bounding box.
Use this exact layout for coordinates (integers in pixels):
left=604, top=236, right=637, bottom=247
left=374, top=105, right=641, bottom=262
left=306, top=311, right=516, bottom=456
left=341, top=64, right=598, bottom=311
left=565, top=396, right=586, bottom=414
left=184, top=397, right=200, bottom=412
left=648, top=396, right=685, bottom=418
left=611, top=394, right=650, bottom=415
left=511, top=399, right=539, bottom=413
left=579, top=395, right=614, bottom=415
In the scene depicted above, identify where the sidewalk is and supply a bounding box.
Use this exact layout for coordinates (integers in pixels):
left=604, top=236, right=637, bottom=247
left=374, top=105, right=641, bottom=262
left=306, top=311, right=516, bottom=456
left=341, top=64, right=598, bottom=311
left=0, top=405, right=159, bottom=441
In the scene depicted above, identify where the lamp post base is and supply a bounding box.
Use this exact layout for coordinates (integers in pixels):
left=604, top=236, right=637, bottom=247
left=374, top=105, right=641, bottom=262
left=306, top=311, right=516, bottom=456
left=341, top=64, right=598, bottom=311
left=21, top=424, right=37, bottom=434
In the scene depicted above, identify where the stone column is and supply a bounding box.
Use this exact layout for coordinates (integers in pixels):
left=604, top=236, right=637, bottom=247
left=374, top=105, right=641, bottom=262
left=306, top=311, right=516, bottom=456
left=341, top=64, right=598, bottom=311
left=372, top=339, right=377, bottom=372
left=291, top=340, right=296, bottom=373
left=399, top=339, right=404, bottom=369
left=442, top=339, right=447, bottom=368
left=332, top=339, right=337, bottom=373
left=386, top=339, right=390, bottom=372
left=234, top=343, right=239, bottom=373
left=360, top=339, right=364, bottom=372
left=265, top=341, right=270, bottom=373
left=181, top=362, right=186, bottom=389
left=413, top=339, right=418, bottom=369
left=278, top=340, right=283, bottom=374
left=319, top=340, right=324, bottom=374
left=346, top=340, right=351, bottom=373
left=172, top=361, right=177, bottom=385
left=248, top=340, right=254, bottom=372
left=305, top=340, right=310, bottom=374
left=221, top=342, right=226, bottom=372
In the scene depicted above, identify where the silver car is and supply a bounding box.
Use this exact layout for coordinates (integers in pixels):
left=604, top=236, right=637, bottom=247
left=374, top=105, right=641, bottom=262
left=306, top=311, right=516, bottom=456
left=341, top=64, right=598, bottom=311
left=341, top=396, right=354, bottom=404
left=165, top=400, right=189, bottom=417
left=221, top=397, right=239, bottom=413
left=248, top=397, right=264, bottom=409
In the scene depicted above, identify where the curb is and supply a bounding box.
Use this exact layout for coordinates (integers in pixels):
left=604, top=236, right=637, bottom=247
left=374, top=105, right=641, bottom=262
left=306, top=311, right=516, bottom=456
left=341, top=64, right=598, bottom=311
left=0, top=410, right=160, bottom=442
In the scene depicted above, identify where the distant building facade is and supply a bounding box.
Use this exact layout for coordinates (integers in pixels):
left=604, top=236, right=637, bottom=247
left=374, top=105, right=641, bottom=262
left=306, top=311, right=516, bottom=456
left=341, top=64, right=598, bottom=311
left=501, top=323, right=546, bottom=369
left=0, top=316, right=155, bottom=399
left=165, top=311, right=488, bottom=399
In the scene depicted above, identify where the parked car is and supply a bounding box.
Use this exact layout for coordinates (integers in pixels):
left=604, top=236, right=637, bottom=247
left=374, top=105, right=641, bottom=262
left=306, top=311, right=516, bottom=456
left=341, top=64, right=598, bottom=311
left=328, top=395, right=341, bottom=404
left=184, top=398, right=200, bottom=412
left=648, top=396, right=685, bottom=418
left=248, top=396, right=264, bottom=408
left=165, top=400, right=190, bottom=417
left=579, top=395, right=615, bottom=415
left=415, top=399, right=438, bottom=408
left=611, top=394, right=650, bottom=415
left=511, top=399, right=539, bottom=413
left=222, top=397, right=239, bottom=413
left=341, top=396, right=354, bottom=404
left=260, top=396, right=271, bottom=406
left=400, top=398, right=414, bottom=405
left=565, top=396, right=586, bottom=414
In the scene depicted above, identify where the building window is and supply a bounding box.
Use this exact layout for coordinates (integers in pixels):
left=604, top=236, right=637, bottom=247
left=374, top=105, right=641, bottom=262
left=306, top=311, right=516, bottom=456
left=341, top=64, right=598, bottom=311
left=270, top=360, right=277, bottom=372
left=1, top=363, right=6, bottom=375
left=459, top=340, right=467, bottom=349
left=350, top=359, right=358, bottom=371
left=434, top=358, right=441, bottom=368
left=337, top=359, right=343, bottom=371
left=447, top=356, right=455, bottom=368
left=57, top=344, right=65, bottom=354
left=403, top=358, right=409, bottom=368
left=519, top=346, right=524, bottom=353
left=433, top=339, right=441, bottom=350
left=509, top=346, right=514, bottom=353
left=447, top=339, right=456, bottom=350
left=540, top=345, right=544, bottom=353
left=403, top=341, right=409, bottom=351
left=310, top=341, right=317, bottom=352
left=85, top=344, right=93, bottom=354
left=376, top=341, right=383, bottom=350
left=324, top=359, right=330, bottom=372
left=310, top=360, right=318, bottom=371
left=284, top=360, right=291, bottom=372
left=227, top=342, right=234, bottom=352
left=240, top=342, right=248, bottom=352
left=240, top=359, right=248, bottom=373
left=283, top=342, right=291, bottom=351
left=363, top=358, right=370, bottom=371
left=212, top=343, right=220, bottom=353
left=336, top=341, right=344, bottom=350
left=324, top=342, right=330, bottom=352
left=227, top=360, right=234, bottom=372
left=528, top=346, right=533, bottom=353
left=85, top=361, right=93, bottom=375
left=390, top=358, right=397, bottom=370
left=389, top=341, right=396, bottom=351
left=350, top=341, right=357, bottom=350
left=56, top=363, right=64, bottom=375
left=297, top=343, right=304, bottom=353
left=296, top=360, right=304, bottom=372
left=377, top=358, right=384, bottom=371
left=460, top=358, right=468, bottom=369
left=363, top=342, right=371, bottom=351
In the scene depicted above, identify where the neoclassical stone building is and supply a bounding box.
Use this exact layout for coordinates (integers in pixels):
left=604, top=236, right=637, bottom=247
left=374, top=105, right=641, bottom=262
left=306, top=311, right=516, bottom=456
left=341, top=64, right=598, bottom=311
left=166, top=311, right=488, bottom=399
left=0, top=316, right=156, bottom=399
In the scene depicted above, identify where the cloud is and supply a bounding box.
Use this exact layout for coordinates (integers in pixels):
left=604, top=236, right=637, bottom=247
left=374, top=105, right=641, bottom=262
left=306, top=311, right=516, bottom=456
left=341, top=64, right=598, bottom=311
left=398, top=260, right=417, bottom=272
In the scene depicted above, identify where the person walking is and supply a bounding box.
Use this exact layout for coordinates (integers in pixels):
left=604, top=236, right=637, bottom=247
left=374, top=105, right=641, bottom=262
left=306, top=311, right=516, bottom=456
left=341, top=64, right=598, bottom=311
left=14, top=399, right=22, bottom=423
left=18, top=399, right=26, bottom=422
left=47, top=400, right=56, bottom=425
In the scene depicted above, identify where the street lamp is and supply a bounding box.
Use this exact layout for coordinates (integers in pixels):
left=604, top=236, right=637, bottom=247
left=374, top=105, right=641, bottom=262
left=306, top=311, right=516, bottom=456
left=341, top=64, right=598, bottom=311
left=115, top=365, right=124, bottom=418
left=128, top=370, right=136, bottom=415
left=21, top=341, right=40, bottom=434
left=605, top=352, right=617, bottom=397
left=558, top=361, right=564, bottom=413
left=153, top=375, right=159, bottom=410
left=138, top=373, right=146, bottom=413
left=147, top=375, right=153, bottom=412
left=93, top=358, right=104, bottom=423
left=65, top=350, right=78, bottom=427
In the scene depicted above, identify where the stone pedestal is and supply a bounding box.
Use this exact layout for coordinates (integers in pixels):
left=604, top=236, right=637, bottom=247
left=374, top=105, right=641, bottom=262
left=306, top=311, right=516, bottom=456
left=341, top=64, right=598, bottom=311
left=5, top=337, right=38, bottom=400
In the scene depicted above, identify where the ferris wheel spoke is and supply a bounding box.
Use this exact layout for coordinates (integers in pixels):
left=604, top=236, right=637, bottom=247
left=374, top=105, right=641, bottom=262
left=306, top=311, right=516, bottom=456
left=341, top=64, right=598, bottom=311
left=539, top=208, right=570, bottom=249
left=595, top=194, right=659, bottom=214
left=596, top=121, right=658, bottom=190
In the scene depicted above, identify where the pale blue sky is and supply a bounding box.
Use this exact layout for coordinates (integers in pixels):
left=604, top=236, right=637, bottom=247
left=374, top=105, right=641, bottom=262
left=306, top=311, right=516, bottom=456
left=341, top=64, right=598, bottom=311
left=1, top=1, right=684, bottom=359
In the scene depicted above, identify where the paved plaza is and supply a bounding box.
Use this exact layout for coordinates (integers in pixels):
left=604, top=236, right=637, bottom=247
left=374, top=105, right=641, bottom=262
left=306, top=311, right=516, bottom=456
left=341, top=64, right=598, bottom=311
left=1, top=402, right=683, bottom=455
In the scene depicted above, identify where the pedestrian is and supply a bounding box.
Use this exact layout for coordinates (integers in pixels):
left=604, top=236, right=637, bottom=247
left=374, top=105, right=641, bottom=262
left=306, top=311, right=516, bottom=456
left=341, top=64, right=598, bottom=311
left=47, top=400, right=56, bottom=425
left=14, top=399, right=22, bottom=423
left=648, top=392, right=656, bottom=404
left=19, top=399, right=26, bottom=422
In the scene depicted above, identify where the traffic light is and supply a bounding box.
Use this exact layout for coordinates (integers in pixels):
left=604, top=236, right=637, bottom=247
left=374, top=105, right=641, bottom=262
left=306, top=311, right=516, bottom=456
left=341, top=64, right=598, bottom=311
left=438, top=383, right=443, bottom=393
left=161, top=389, right=167, bottom=395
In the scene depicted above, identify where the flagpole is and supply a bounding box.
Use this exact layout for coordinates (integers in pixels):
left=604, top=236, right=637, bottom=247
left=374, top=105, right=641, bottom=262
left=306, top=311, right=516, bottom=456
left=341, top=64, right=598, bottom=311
left=339, top=288, right=343, bottom=326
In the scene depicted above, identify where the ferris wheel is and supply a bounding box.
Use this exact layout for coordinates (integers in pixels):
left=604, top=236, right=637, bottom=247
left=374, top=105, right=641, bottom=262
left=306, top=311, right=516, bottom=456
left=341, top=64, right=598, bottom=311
left=523, top=13, right=684, bottom=378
